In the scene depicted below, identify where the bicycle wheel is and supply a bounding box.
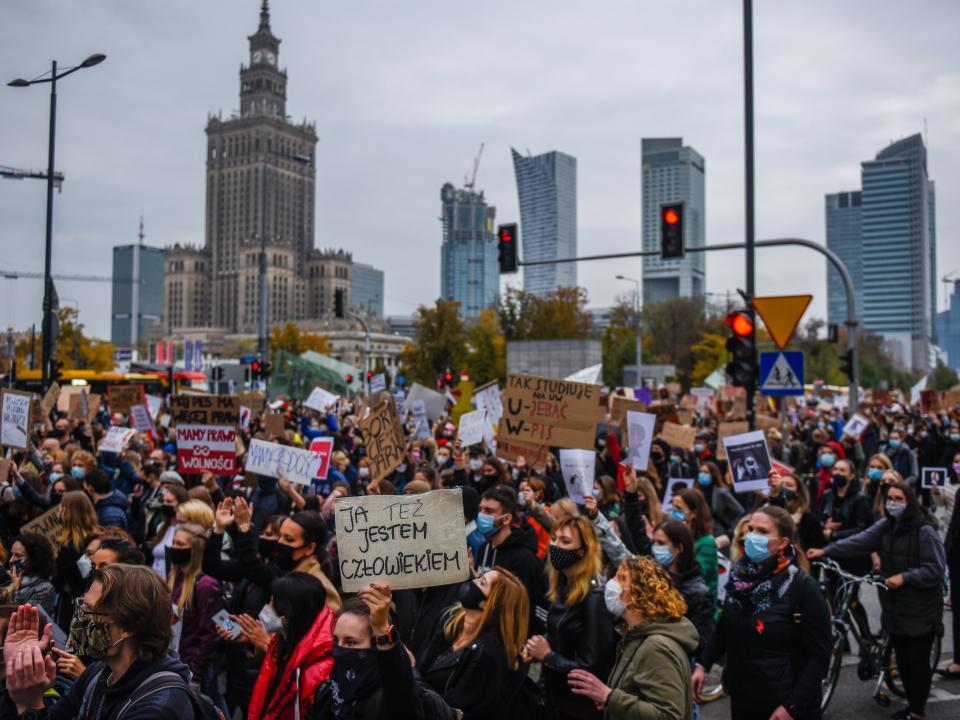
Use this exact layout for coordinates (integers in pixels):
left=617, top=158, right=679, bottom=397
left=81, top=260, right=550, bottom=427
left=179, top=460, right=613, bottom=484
left=883, top=632, right=942, bottom=697
left=821, top=629, right=844, bottom=712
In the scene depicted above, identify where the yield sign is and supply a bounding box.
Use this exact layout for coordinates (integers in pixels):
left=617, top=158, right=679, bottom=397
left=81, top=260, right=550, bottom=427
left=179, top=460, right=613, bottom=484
left=752, top=294, right=812, bottom=350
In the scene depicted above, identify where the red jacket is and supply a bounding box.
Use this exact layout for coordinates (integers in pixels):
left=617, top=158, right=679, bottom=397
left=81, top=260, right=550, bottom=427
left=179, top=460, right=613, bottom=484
left=248, top=606, right=335, bottom=720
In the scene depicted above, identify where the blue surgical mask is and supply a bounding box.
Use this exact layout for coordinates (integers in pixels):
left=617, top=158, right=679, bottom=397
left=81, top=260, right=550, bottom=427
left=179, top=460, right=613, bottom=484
left=670, top=509, right=686, bottom=523
left=819, top=454, right=835, bottom=468
left=49, top=472, right=63, bottom=484
left=591, top=487, right=602, bottom=500
left=949, top=433, right=960, bottom=443
left=70, top=467, right=86, bottom=480
left=889, top=439, right=902, bottom=450
left=476, top=514, right=497, bottom=538
left=744, top=532, right=773, bottom=564
left=867, top=468, right=883, bottom=482
left=698, top=473, right=712, bottom=487
left=670, top=455, right=681, bottom=465
left=652, top=545, right=676, bottom=568
left=694, top=443, right=705, bottom=454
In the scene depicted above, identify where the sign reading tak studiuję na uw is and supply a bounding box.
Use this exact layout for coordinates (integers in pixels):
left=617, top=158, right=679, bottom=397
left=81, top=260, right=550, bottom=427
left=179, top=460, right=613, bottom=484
left=500, top=374, right=603, bottom=449
left=334, top=489, right=469, bottom=593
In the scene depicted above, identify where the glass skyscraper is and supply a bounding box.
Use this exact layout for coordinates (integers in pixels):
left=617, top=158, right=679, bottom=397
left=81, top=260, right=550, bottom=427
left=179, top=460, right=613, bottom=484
left=351, top=262, right=384, bottom=319
left=825, top=191, right=863, bottom=327
left=511, top=149, right=577, bottom=296
left=641, top=138, right=705, bottom=303
left=826, top=133, right=936, bottom=370
left=439, top=183, right=498, bottom=318
left=112, top=243, right=165, bottom=347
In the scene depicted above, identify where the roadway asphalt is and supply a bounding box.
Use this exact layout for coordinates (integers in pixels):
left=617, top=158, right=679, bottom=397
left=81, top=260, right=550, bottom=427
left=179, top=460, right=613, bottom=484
left=702, top=586, right=959, bottom=719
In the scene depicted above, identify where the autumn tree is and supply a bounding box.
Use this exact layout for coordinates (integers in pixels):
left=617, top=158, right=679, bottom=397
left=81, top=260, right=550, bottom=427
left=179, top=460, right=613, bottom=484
left=601, top=299, right=639, bottom=387
left=690, top=332, right=726, bottom=387
left=466, top=307, right=506, bottom=385
left=498, top=287, right=593, bottom=341
left=269, top=323, right=330, bottom=363
left=641, top=297, right=724, bottom=390
left=14, top=308, right=116, bottom=372
left=398, top=299, right=468, bottom=385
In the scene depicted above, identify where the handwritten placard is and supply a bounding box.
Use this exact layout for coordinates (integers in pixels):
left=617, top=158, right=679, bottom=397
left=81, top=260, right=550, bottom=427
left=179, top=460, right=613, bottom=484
left=98, top=427, right=136, bottom=454
left=716, top=421, right=750, bottom=461
left=334, top=489, right=469, bottom=592
left=660, top=422, right=697, bottom=450
left=107, top=385, right=143, bottom=415
left=501, top=373, right=602, bottom=449
left=238, top=391, right=266, bottom=414
left=304, top=386, right=338, bottom=413
left=359, top=396, right=406, bottom=480
left=495, top=437, right=550, bottom=471
left=457, top=409, right=485, bottom=447
left=39, top=383, right=60, bottom=418
left=1, top=389, right=33, bottom=449
left=21, top=506, right=63, bottom=549
left=169, top=394, right=239, bottom=426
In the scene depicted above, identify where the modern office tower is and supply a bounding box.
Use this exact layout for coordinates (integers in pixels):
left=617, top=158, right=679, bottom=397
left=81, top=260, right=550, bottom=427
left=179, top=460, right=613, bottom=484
left=937, top=279, right=960, bottom=371
left=825, top=191, right=864, bottom=327
left=111, top=218, right=165, bottom=347
left=352, top=262, right=384, bottom=319
left=641, top=138, right=706, bottom=304
left=439, top=182, right=498, bottom=318
left=511, top=149, right=577, bottom=296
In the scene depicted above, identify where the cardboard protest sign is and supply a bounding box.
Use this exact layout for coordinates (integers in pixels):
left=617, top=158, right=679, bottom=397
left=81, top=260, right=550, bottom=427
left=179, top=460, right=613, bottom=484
left=691, top=387, right=715, bottom=408
left=21, top=506, right=63, bottom=549
left=57, top=385, right=82, bottom=413
left=406, top=383, right=447, bottom=422
left=501, top=374, right=602, bottom=449
left=0, top=458, right=10, bottom=487
left=920, top=389, right=940, bottom=413
left=611, top=395, right=646, bottom=424
left=308, top=437, right=334, bottom=480
left=495, top=438, right=550, bottom=471
left=716, top=421, right=750, bottom=461
left=676, top=409, right=694, bottom=426
left=1, top=389, right=32, bottom=449
left=473, top=381, right=503, bottom=427
left=559, top=449, right=595, bottom=504
left=40, top=383, right=60, bottom=418
left=457, top=410, right=485, bottom=447
left=304, top=386, right=338, bottom=413
left=842, top=414, right=870, bottom=438
left=262, top=412, right=284, bottom=438
left=660, top=422, right=697, bottom=450
left=754, top=415, right=780, bottom=432
left=175, top=425, right=237, bottom=474
left=722, top=430, right=772, bottom=493
left=130, top=404, right=156, bottom=436
left=107, top=385, right=143, bottom=415
left=359, top=396, right=407, bottom=480
left=921, top=467, right=947, bottom=490
left=238, top=391, right=266, bottom=414
left=98, top=427, right=136, bottom=454
left=334, top=489, right=469, bottom=592
left=943, top=388, right=960, bottom=410
left=625, top=411, right=656, bottom=470
left=169, top=395, right=239, bottom=426
left=246, top=439, right=325, bottom=485
left=647, top=402, right=679, bottom=433
left=663, top=477, right=693, bottom=510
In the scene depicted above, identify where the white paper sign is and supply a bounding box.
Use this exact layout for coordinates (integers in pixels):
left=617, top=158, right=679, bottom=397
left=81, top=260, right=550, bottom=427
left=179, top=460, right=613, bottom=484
left=245, top=438, right=325, bottom=486
left=565, top=364, right=603, bottom=385
left=130, top=404, right=155, bottom=435
left=722, top=430, right=772, bottom=493
left=304, top=387, right=338, bottom=413
left=334, top=489, right=470, bottom=592
left=559, top=448, right=595, bottom=504
left=406, top=383, right=447, bottom=421
left=239, top=406, right=252, bottom=431
left=625, top=411, right=656, bottom=470
left=98, top=427, right=136, bottom=454
left=0, top=391, right=31, bottom=449
left=458, top=410, right=485, bottom=447
left=370, top=373, right=386, bottom=394
left=910, top=375, right=927, bottom=406
left=473, top=382, right=503, bottom=427
left=146, top=394, right=164, bottom=420
left=842, top=413, right=869, bottom=438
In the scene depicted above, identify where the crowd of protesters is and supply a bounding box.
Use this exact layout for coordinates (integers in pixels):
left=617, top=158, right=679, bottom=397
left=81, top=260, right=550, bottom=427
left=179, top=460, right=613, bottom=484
left=0, top=381, right=958, bottom=720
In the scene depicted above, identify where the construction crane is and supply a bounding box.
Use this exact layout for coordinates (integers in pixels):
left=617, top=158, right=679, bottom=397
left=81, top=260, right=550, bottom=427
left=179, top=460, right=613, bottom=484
left=463, top=142, right=485, bottom=191
left=0, top=270, right=136, bottom=283
left=0, top=165, right=64, bottom=190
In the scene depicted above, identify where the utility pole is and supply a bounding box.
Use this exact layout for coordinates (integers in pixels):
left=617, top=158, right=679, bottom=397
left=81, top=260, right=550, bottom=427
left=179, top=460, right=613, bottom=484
left=743, top=0, right=757, bottom=430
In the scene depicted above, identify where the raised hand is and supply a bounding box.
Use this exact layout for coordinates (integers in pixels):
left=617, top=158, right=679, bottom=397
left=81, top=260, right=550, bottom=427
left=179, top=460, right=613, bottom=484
left=233, top=497, right=253, bottom=530
left=234, top=614, right=271, bottom=653
left=214, top=498, right=235, bottom=533
left=357, top=582, right=393, bottom=636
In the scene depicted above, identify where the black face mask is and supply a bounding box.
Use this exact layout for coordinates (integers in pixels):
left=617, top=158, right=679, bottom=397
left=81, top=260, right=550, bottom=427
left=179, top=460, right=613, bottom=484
left=458, top=581, right=487, bottom=611
left=160, top=505, right=177, bottom=519
left=168, top=547, right=192, bottom=566
left=548, top=544, right=584, bottom=571
left=274, top=543, right=303, bottom=572
left=258, top=538, right=278, bottom=560
left=330, top=646, right=379, bottom=710
left=831, top=474, right=848, bottom=488
left=49, top=491, right=62, bottom=506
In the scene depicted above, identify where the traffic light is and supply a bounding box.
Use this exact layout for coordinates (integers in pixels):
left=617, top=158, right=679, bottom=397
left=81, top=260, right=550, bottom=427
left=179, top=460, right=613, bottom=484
left=251, top=359, right=262, bottom=380
left=724, top=310, right=756, bottom=387
left=497, top=223, right=519, bottom=274
left=839, top=348, right=854, bottom=379
left=334, top=288, right=345, bottom=319
left=660, top=203, right=685, bottom=260
left=345, top=373, right=353, bottom=384
left=260, top=360, right=272, bottom=380
left=366, top=370, right=374, bottom=381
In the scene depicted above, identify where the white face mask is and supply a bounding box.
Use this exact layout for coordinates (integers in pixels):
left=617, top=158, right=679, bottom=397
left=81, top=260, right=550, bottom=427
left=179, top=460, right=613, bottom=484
left=259, top=603, right=284, bottom=634
left=469, top=459, right=484, bottom=472
left=604, top=578, right=627, bottom=618
left=76, top=554, right=93, bottom=579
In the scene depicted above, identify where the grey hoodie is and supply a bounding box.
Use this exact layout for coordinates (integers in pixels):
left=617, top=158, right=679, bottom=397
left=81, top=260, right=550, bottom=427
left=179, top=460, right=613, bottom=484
left=605, top=617, right=699, bottom=720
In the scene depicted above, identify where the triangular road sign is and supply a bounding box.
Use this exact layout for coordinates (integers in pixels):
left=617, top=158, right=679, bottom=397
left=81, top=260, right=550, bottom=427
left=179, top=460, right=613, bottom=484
left=752, top=295, right=812, bottom=350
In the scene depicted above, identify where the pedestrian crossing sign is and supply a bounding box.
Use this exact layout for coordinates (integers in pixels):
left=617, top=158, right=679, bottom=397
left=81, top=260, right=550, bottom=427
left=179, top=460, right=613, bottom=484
left=759, top=351, right=804, bottom=396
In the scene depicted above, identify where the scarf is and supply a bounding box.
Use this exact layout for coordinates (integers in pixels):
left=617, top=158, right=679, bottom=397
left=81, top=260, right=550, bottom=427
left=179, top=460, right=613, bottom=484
left=726, top=548, right=797, bottom=616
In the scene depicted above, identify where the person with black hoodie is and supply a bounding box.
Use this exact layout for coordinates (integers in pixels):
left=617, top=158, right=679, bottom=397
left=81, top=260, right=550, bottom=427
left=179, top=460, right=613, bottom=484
left=2, top=564, right=197, bottom=720
left=474, top=486, right=544, bottom=613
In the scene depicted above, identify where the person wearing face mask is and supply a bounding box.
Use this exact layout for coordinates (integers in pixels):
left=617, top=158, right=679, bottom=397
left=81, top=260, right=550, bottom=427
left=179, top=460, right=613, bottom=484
left=249, top=473, right=293, bottom=533
left=48, top=490, right=101, bottom=632
left=525, top=516, right=616, bottom=720
left=1, top=533, right=57, bottom=617
left=247, top=572, right=335, bottom=720
left=434, top=442, right=454, bottom=471
left=695, top=506, right=831, bottom=720
left=695, top=461, right=743, bottom=542
left=651, top=520, right=714, bottom=658
left=167, top=522, right=227, bottom=713
left=671, top=489, right=718, bottom=604
left=940, top=422, right=960, bottom=470
left=275, top=512, right=341, bottom=611
left=813, top=440, right=846, bottom=510
left=885, top=428, right=919, bottom=489
left=568, top=556, right=699, bottom=720
left=2, top=565, right=198, bottom=720
left=819, top=458, right=870, bottom=559
left=862, top=452, right=895, bottom=509
left=932, top=449, right=960, bottom=530
left=768, top=471, right=825, bottom=556
left=808, top=482, right=946, bottom=720
left=474, top=487, right=544, bottom=619
left=146, top=485, right=189, bottom=580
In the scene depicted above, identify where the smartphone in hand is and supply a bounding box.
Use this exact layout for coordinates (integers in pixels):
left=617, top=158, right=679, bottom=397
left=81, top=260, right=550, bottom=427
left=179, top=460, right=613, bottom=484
left=212, top=610, right=242, bottom=640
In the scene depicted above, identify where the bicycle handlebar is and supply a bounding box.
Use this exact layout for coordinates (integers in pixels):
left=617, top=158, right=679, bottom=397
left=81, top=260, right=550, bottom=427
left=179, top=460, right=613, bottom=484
left=813, top=558, right=888, bottom=590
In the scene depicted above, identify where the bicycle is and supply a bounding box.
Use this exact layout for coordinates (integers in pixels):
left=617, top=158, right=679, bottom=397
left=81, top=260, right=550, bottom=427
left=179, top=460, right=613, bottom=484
left=814, top=558, right=942, bottom=713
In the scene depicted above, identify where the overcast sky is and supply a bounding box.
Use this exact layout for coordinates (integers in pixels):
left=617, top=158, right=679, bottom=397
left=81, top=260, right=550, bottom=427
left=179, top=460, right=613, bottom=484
left=1, top=0, right=958, bottom=341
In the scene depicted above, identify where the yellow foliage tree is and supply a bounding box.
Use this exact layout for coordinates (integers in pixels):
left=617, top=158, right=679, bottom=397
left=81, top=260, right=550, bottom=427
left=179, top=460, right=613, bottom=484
left=269, top=323, right=330, bottom=363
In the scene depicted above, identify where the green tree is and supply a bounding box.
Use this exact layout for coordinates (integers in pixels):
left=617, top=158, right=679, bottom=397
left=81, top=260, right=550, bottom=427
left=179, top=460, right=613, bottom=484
left=398, top=299, right=468, bottom=385
left=602, top=300, right=638, bottom=387
left=498, top=287, right=592, bottom=341
left=641, top=297, right=725, bottom=390
left=466, top=307, right=506, bottom=385
left=16, top=308, right=116, bottom=372
left=929, top=358, right=959, bottom=391
left=690, top=332, right=726, bottom=387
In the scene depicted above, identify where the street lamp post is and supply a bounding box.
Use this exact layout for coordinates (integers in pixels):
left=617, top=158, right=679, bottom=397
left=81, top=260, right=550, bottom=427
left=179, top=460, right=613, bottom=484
left=8, top=53, right=106, bottom=391
left=615, top=275, right=642, bottom=387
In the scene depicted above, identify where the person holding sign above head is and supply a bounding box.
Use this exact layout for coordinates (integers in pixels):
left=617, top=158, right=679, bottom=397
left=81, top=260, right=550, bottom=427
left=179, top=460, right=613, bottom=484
left=526, top=515, right=616, bottom=720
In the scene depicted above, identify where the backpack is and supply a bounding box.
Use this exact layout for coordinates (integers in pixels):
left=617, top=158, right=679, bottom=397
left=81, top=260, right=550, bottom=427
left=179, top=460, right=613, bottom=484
left=78, top=667, right=226, bottom=720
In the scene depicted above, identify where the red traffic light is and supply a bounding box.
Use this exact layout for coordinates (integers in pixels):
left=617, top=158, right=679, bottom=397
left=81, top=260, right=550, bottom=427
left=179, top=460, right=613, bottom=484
left=444, top=372, right=454, bottom=383
left=725, top=312, right=753, bottom=337
left=251, top=360, right=261, bottom=372
left=498, top=228, right=514, bottom=243
left=366, top=371, right=374, bottom=380
left=345, top=373, right=353, bottom=383
left=663, top=208, right=680, bottom=225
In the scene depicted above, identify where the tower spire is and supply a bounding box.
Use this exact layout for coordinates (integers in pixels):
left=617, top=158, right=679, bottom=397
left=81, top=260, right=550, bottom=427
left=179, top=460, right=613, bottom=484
left=138, top=213, right=144, bottom=245
left=259, top=0, right=270, bottom=31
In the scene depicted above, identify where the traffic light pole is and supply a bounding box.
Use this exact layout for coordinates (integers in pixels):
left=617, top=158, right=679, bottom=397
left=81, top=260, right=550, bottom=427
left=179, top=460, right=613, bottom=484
left=743, top=0, right=757, bottom=430
left=516, top=237, right=860, bottom=411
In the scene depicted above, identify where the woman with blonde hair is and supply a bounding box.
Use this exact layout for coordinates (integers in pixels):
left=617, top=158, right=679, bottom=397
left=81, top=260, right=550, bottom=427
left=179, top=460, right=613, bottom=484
left=168, top=521, right=227, bottom=711
left=177, top=497, right=215, bottom=530
left=420, top=567, right=529, bottom=719
left=568, top=555, right=700, bottom=720
left=872, top=467, right=903, bottom=519
left=525, top=515, right=616, bottom=719
left=53, top=490, right=100, bottom=628
left=863, top=452, right=895, bottom=507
